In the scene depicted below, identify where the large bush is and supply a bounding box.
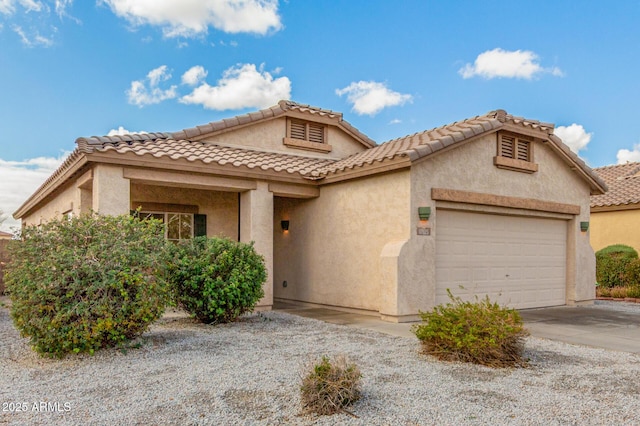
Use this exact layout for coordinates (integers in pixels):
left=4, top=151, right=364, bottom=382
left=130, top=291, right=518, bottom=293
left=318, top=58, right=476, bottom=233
left=5, top=213, right=167, bottom=358
left=596, top=244, right=638, bottom=288
left=162, top=236, right=266, bottom=324
left=412, top=291, right=528, bottom=368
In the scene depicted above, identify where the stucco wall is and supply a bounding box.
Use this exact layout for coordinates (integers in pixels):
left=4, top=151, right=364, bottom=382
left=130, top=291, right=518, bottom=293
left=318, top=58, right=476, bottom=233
left=590, top=209, right=640, bottom=253
left=131, top=184, right=239, bottom=239
left=273, top=170, right=411, bottom=312
left=199, top=117, right=366, bottom=160
left=21, top=182, right=81, bottom=227
left=404, top=133, right=595, bottom=315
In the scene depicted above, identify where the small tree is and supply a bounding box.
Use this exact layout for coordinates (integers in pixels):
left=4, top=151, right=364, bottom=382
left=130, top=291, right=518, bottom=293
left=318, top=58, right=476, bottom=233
left=5, top=213, right=168, bottom=358
left=162, top=236, right=266, bottom=324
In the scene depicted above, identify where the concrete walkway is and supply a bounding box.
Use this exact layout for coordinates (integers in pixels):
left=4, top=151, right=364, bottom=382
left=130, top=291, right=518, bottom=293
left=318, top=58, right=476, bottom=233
left=274, top=301, right=640, bottom=354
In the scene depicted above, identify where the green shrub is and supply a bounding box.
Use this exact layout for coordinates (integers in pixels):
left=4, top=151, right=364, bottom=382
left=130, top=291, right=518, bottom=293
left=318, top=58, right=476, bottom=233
left=623, top=258, right=640, bottom=287
left=625, top=285, right=640, bottom=299
left=596, top=244, right=638, bottom=288
left=412, top=290, right=529, bottom=368
left=5, top=213, right=167, bottom=358
left=300, top=355, right=362, bottom=416
left=161, top=236, right=266, bottom=324
left=609, top=286, right=629, bottom=299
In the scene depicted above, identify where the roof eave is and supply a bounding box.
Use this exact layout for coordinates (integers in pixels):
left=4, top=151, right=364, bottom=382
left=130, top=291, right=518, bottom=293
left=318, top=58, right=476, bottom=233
left=317, top=156, right=412, bottom=184
left=547, top=134, right=608, bottom=195
left=14, top=152, right=88, bottom=219
left=172, top=100, right=377, bottom=150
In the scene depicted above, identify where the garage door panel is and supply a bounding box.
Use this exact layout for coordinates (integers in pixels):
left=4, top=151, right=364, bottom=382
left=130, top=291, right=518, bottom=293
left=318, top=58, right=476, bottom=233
left=436, top=210, right=567, bottom=309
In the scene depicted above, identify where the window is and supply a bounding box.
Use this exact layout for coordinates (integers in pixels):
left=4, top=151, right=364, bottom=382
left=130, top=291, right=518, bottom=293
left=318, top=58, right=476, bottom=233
left=283, top=118, right=332, bottom=153
left=137, top=211, right=207, bottom=240
left=494, top=132, right=538, bottom=173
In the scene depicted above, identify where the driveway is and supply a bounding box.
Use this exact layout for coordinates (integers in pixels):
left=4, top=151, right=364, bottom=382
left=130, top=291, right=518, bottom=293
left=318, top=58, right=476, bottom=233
left=275, top=300, right=640, bottom=354
left=519, top=301, right=640, bottom=354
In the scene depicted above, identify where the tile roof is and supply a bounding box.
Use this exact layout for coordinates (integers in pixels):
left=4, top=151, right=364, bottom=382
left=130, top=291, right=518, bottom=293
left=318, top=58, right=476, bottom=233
left=0, top=230, right=13, bottom=238
left=319, top=110, right=555, bottom=172
left=94, top=139, right=335, bottom=178
left=14, top=104, right=606, bottom=219
left=591, top=162, right=640, bottom=208
left=77, top=100, right=376, bottom=149
left=316, top=111, right=504, bottom=175
left=316, top=109, right=605, bottom=194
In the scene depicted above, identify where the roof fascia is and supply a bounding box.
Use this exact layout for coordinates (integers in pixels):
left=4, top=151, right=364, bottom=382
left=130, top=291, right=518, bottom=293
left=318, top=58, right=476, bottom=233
left=188, top=108, right=376, bottom=149
left=318, top=156, right=412, bottom=185
left=407, top=129, right=500, bottom=165
left=591, top=202, right=640, bottom=212
left=544, top=134, right=607, bottom=195
left=86, top=151, right=321, bottom=186
left=14, top=155, right=88, bottom=219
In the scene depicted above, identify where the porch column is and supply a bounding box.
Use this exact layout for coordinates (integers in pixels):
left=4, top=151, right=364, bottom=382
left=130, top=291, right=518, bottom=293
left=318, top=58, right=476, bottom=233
left=240, top=181, right=273, bottom=310
left=92, top=165, right=130, bottom=216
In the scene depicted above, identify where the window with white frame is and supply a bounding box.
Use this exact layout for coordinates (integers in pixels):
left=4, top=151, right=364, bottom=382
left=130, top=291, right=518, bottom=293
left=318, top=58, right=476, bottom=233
left=139, top=211, right=194, bottom=241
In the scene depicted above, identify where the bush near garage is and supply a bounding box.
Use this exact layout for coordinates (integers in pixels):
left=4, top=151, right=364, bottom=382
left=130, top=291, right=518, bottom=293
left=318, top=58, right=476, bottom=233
left=623, top=258, right=640, bottom=288
left=595, top=244, right=639, bottom=288
left=161, top=236, right=266, bottom=324
left=412, top=290, right=529, bottom=368
left=5, top=213, right=168, bottom=358
left=300, top=354, right=362, bottom=416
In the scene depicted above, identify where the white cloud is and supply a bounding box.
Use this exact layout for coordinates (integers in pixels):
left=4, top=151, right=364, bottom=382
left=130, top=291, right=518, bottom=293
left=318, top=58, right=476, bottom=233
left=0, top=152, right=69, bottom=232
left=389, top=119, right=401, bottom=125
left=54, top=0, right=72, bottom=16
left=107, top=126, right=147, bottom=136
left=127, top=65, right=178, bottom=107
left=554, top=124, right=592, bottom=153
left=335, top=81, right=412, bottom=116
left=181, top=65, right=208, bottom=86
left=617, top=144, right=640, bottom=164
left=0, top=0, right=46, bottom=14
left=180, top=63, right=290, bottom=110
left=12, top=24, right=54, bottom=46
left=101, top=0, right=282, bottom=38
left=459, top=48, right=563, bottom=80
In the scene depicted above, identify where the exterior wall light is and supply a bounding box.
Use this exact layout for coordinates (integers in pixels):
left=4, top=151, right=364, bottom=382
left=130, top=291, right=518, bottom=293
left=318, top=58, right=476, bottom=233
left=418, top=207, right=431, bottom=221
left=281, top=220, right=290, bottom=231
left=580, top=221, right=589, bottom=232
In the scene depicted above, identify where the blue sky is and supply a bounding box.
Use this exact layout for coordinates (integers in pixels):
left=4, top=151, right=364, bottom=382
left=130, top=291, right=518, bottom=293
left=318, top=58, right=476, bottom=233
left=1, top=0, right=640, bottom=231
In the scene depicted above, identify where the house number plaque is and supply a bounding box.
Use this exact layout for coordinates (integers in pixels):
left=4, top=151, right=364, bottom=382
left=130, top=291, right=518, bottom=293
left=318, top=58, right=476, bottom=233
left=417, top=227, right=431, bottom=236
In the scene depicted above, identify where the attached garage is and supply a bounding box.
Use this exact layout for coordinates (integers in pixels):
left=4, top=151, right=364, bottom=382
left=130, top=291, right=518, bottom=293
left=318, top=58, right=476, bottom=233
left=435, top=209, right=567, bottom=309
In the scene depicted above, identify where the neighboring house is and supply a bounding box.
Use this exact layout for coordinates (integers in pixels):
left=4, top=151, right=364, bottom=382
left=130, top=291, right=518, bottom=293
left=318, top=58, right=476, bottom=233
left=0, top=231, right=12, bottom=240
left=590, top=162, right=640, bottom=253
left=13, top=101, right=606, bottom=322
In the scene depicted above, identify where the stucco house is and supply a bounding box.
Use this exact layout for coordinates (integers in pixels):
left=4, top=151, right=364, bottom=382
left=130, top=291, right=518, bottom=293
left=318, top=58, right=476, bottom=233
left=0, top=231, right=12, bottom=240
left=590, top=162, right=640, bottom=253
left=14, top=101, right=606, bottom=322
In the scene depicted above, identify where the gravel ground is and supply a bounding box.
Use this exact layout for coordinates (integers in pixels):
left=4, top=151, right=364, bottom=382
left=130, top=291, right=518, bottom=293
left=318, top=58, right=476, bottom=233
left=1, top=299, right=640, bottom=426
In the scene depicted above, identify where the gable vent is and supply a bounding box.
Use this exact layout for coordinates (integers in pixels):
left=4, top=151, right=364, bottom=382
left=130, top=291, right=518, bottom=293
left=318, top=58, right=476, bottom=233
left=516, top=139, right=530, bottom=161
left=308, top=123, right=325, bottom=144
left=290, top=120, right=307, bottom=140
left=500, top=134, right=515, bottom=158
left=288, top=119, right=326, bottom=144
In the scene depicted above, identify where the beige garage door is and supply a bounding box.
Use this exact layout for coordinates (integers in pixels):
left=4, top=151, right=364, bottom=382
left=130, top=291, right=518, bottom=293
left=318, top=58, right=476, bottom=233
left=436, top=210, right=567, bottom=309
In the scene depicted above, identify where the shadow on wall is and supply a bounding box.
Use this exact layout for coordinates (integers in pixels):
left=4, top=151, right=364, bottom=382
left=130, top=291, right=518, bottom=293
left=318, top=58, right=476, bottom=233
left=0, top=240, right=9, bottom=294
